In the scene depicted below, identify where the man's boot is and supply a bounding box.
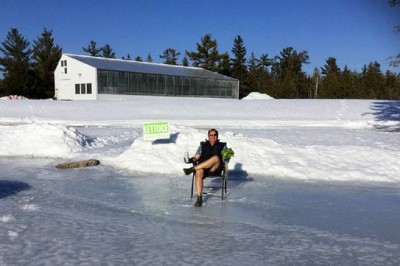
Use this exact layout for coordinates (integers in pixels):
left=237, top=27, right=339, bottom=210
left=194, top=195, right=202, bottom=207
left=183, top=167, right=194, bottom=175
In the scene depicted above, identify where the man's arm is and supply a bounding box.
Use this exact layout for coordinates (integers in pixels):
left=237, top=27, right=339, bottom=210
left=190, top=145, right=202, bottom=163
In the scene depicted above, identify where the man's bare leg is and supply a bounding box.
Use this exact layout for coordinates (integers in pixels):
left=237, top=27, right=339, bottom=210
left=194, top=155, right=221, bottom=172
left=195, top=169, right=204, bottom=197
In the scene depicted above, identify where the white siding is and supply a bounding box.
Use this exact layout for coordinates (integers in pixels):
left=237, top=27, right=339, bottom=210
left=54, top=55, right=97, bottom=100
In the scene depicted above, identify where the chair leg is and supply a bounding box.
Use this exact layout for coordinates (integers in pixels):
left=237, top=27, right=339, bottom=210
left=222, top=162, right=228, bottom=200
left=220, top=172, right=224, bottom=200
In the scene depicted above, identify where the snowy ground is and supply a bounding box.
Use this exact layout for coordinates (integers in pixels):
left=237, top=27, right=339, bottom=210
left=0, top=94, right=400, bottom=265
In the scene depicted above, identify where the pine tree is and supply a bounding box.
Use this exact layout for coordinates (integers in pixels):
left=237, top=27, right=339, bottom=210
left=160, top=48, right=180, bottom=65
left=384, top=70, right=400, bottom=99
left=135, top=56, right=143, bottom=62
left=230, top=35, right=247, bottom=82
left=146, top=53, right=153, bottom=62
left=321, top=57, right=340, bottom=75
left=101, top=44, right=115, bottom=58
left=182, top=56, right=189, bottom=66
left=218, top=52, right=231, bottom=76
left=361, top=61, right=385, bottom=99
left=32, top=28, right=62, bottom=98
left=185, top=33, right=222, bottom=72
left=272, top=47, right=309, bottom=98
left=246, top=52, right=261, bottom=96
left=246, top=52, right=273, bottom=97
left=340, top=66, right=359, bottom=99
left=320, top=57, right=342, bottom=98
left=122, top=54, right=132, bottom=60
left=0, top=28, right=32, bottom=97
left=82, top=40, right=102, bottom=56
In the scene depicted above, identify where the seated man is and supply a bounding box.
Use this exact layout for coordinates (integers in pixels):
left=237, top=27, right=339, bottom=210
left=183, top=129, right=226, bottom=207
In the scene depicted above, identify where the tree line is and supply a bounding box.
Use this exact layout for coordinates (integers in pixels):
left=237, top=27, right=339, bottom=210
left=0, top=27, right=399, bottom=99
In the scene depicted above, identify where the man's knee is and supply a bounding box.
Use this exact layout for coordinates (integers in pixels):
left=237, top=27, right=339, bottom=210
left=195, top=168, right=204, bottom=178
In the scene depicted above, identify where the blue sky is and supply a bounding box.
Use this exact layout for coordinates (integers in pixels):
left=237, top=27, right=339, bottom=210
left=1, top=0, right=399, bottom=74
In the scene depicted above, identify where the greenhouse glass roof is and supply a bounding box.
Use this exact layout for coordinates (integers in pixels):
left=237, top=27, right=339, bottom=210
left=66, top=54, right=237, bottom=81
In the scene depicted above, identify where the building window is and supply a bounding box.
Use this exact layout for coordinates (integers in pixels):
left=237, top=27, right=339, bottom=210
left=61, top=60, right=67, bottom=67
left=75, top=84, right=80, bottom=94
left=87, top=83, right=92, bottom=94
left=96, top=68, right=238, bottom=98
left=81, top=84, right=86, bottom=94
left=64, top=68, right=67, bottom=74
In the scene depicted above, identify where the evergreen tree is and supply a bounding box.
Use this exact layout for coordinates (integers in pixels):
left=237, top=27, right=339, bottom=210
left=247, top=52, right=259, bottom=71
left=135, top=56, right=143, bottom=62
left=82, top=40, right=102, bottom=56
left=122, top=54, right=132, bottom=60
left=0, top=28, right=32, bottom=97
left=384, top=70, right=400, bottom=99
left=340, top=65, right=361, bottom=99
left=182, top=56, right=189, bottom=66
left=361, top=61, right=385, bottom=99
left=321, top=57, right=340, bottom=75
left=32, top=28, right=62, bottom=98
left=160, top=48, right=180, bottom=65
left=230, top=35, right=247, bottom=82
left=246, top=52, right=273, bottom=97
left=246, top=52, right=262, bottom=96
left=319, top=57, right=342, bottom=98
left=146, top=53, right=153, bottom=62
left=272, top=47, right=309, bottom=98
left=101, top=44, right=115, bottom=58
left=185, top=33, right=223, bottom=72
left=218, top=52, right=231, bottom=76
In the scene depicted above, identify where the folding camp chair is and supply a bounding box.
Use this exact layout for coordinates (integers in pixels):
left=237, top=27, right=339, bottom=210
left=189, top=160, right=229, bottom=200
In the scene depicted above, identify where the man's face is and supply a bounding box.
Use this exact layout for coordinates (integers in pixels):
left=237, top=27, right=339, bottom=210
left=208, top=131, right=218, bottom=145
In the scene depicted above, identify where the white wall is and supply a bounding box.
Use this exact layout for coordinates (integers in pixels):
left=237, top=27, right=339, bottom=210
left=54, top=55, right=97, bottom=100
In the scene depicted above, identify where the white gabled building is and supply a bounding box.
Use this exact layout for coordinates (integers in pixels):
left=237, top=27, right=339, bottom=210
left=54, top=54, right=239, bottom=100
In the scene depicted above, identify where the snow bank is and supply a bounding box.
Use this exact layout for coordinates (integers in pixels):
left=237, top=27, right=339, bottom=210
left=0, top=97, right=399, bottom=182
left=0, top=124, right=101, bottom=158
left=111, top=126, right=400, bottom=182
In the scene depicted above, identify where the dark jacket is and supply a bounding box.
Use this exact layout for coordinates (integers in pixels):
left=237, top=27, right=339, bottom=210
left=198, top=140, right=226, bottom=164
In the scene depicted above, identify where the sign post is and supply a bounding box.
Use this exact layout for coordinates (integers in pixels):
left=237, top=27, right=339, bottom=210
left=143, top=121, right=170, bottom=140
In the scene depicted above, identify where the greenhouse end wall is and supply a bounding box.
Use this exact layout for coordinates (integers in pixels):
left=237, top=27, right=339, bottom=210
left=97, top=69, right=239, bottom=99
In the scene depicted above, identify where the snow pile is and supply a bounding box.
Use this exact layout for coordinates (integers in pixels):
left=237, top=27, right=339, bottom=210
left=242, top=92, right=274, bottom=100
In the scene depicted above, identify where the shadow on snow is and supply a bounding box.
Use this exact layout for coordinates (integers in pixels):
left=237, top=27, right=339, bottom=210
left=364, top=101, right=400, bottom=132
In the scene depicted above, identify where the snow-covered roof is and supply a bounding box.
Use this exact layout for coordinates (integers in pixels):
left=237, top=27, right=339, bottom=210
left=64, top=54, right=237, bottom=81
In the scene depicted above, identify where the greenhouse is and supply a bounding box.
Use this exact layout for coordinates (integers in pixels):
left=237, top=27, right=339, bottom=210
left=54, top=54, right=239, bottom=100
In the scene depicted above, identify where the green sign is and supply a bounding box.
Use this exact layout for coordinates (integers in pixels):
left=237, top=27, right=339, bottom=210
left=143, top=121, right=170, bottom=140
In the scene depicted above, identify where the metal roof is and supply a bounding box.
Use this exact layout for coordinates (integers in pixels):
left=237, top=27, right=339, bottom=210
left=65, top=54, right=237, bottom=81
